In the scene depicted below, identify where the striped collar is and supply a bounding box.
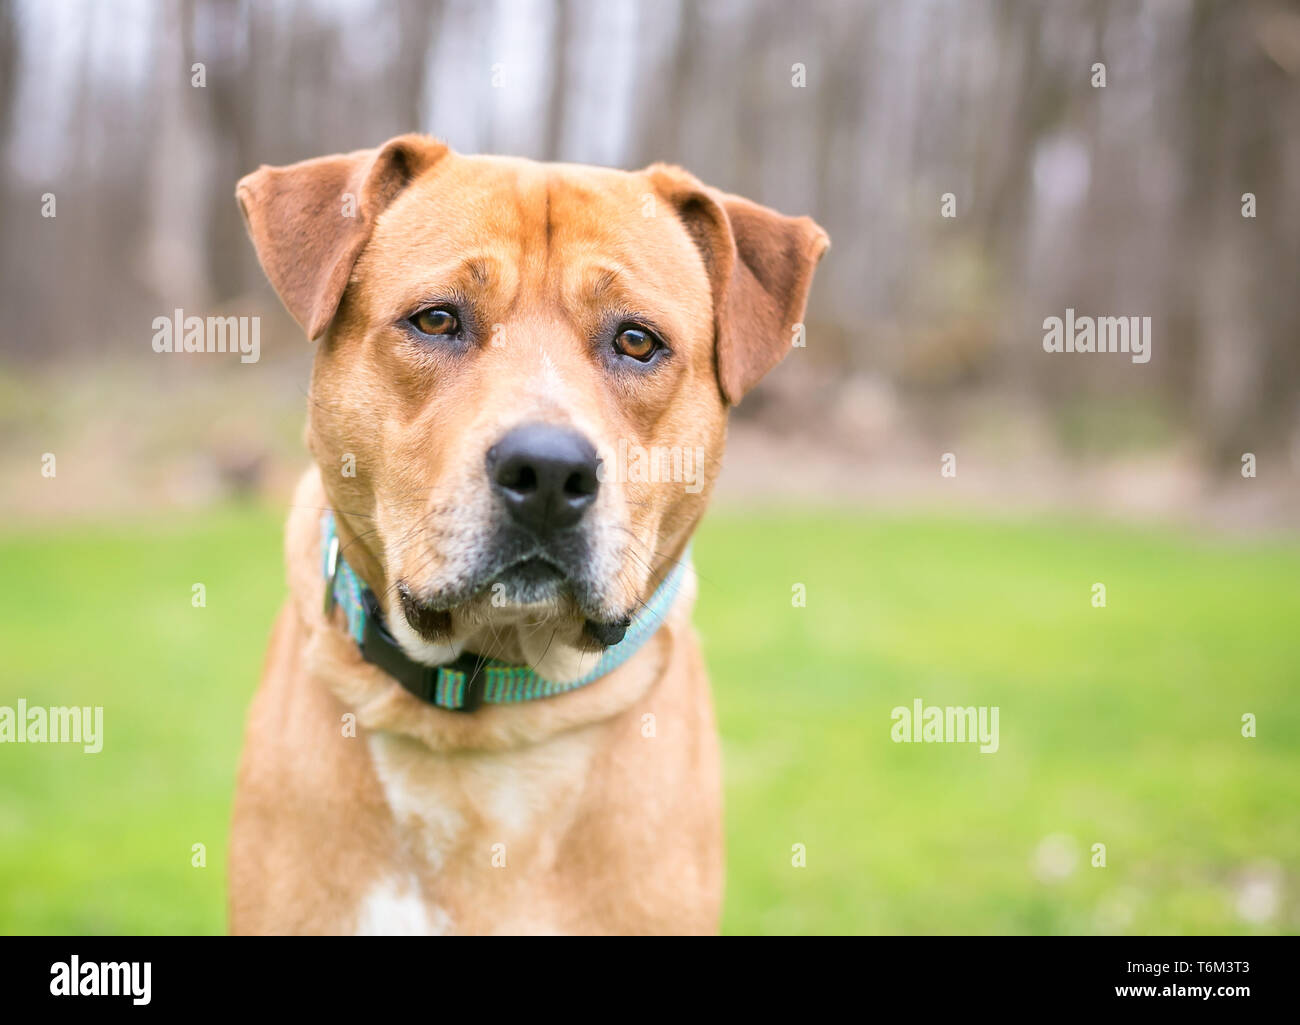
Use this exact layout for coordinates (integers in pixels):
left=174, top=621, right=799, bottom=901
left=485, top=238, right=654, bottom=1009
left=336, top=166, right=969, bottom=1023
left=320, top=512, right=689, bottom=712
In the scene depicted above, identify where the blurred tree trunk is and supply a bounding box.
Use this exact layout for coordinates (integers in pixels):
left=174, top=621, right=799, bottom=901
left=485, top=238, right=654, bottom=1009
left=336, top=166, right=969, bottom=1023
left=393, top=0, right=438, bottom=135
left=0, top=2, right=17, bottom=154
left=544, top=0, right=571, bottom=161
left=633, top=0, right=696, bottom=168
left=978, top=0, right=1048, bottom=264
left=0, top=0, right=20, bottom=351
left=195, top=0, right=257, bottom=302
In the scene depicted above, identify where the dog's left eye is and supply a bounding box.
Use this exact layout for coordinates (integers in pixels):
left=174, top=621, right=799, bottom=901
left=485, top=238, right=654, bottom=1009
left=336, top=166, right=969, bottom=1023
left=613, top=325, right=661, bottom=362
left=409, top=307, right=460, bottom=337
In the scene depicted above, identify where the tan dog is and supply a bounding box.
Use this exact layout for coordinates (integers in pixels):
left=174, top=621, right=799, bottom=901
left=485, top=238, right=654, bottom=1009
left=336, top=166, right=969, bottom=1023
left=228, top=135, right=827, bottom=934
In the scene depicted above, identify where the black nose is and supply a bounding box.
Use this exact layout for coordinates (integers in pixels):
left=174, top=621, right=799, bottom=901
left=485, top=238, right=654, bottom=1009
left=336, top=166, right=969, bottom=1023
left=487, top=424, right=600, bottom=532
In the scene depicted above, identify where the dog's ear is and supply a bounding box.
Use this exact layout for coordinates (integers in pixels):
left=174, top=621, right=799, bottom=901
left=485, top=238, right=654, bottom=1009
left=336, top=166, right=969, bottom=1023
left=236, top=134, right=449, bottom=340
left=646, top=164, right=829, bottom=405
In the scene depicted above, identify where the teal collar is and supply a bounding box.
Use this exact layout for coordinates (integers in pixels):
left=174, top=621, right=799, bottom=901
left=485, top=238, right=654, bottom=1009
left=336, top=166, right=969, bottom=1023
left=320, top=512, right=689, bottom=712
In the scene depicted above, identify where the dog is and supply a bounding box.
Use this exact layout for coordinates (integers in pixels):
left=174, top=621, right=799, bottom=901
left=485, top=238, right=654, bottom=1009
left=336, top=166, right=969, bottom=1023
left=228, top=134, right=827, bottom=934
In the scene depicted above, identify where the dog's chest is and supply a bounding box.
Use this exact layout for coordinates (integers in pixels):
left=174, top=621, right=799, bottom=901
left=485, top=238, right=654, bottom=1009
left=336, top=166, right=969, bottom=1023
left=358, top=729, right=599, bottom=934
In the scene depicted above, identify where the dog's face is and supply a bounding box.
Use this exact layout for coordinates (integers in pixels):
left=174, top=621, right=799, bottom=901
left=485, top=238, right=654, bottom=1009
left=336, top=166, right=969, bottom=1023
left=239, top=136, right=826, bottom=674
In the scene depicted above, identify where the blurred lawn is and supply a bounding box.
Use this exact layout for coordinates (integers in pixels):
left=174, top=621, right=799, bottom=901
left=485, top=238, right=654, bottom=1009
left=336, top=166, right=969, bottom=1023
left=1, top=505, right=1297, bottom=934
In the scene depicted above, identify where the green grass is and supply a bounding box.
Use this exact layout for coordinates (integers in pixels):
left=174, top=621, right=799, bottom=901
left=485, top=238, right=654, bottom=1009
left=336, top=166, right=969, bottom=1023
left=1, top=505, right=1297, bottom=934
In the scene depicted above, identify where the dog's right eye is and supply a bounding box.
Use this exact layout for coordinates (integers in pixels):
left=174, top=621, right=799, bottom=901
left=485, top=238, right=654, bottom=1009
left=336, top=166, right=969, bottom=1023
left=409, top=307, right=460, bottom=337
left=612, top=325, right=662, bottom=362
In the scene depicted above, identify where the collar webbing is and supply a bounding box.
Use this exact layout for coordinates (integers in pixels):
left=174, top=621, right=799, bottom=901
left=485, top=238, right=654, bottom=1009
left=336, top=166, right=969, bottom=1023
left=320, top=512, right=688, bottom=712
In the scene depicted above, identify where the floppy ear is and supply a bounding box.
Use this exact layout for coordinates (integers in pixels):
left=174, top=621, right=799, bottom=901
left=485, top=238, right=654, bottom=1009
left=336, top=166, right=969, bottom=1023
left=236, top=134, right=449, bottom=340
left=647, top=164, right=829, bottom=405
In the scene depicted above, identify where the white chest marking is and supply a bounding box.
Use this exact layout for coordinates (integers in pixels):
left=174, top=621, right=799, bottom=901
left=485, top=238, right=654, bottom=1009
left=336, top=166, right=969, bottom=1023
left=354, top=875, right=451, bottom=936
left=367, top=733, right=467, bottom=873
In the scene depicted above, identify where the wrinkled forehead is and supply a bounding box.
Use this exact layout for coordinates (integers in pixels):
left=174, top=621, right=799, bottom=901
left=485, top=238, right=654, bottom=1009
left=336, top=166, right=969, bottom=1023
left=357, top=154, right=711, bottom=325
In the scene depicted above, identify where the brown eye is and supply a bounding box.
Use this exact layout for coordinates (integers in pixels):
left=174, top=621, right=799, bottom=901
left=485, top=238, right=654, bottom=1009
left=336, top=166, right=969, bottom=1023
left=613, top=325, right=659, bottom=362
left=411, top=307, right=459, bottom=336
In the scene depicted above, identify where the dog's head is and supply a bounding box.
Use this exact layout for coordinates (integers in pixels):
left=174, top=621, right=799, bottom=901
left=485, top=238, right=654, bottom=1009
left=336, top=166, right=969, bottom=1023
left=238, top=135, right=827, bottom=675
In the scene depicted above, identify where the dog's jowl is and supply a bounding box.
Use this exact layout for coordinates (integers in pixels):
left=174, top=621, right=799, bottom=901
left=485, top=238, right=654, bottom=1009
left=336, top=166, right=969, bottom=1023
left=228, top=135, right=828, bottom=935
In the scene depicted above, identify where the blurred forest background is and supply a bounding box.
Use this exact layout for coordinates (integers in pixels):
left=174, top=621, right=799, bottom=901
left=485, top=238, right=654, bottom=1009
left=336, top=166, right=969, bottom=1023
left=0, top=0, right=1297, bottom=523
left=3, top=0, right=1300, bottom=938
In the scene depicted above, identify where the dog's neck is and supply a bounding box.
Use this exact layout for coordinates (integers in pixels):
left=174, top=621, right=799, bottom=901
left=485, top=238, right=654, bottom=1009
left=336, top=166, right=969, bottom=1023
left=320, top=510, right=690, bottom=712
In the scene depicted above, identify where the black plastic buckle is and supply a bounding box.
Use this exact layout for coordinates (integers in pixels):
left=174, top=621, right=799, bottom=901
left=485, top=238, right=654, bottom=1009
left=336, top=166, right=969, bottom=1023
left=358, top=588, right=488, bottom=712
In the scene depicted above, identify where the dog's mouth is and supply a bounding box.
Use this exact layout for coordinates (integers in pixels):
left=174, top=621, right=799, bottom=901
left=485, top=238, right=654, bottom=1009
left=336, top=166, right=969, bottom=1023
left=492, top=554, right=568, bottom=604
left=395, top=545, right=632, bottom=651
left=492, top=556, right=630, bottom=648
